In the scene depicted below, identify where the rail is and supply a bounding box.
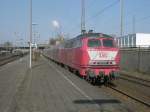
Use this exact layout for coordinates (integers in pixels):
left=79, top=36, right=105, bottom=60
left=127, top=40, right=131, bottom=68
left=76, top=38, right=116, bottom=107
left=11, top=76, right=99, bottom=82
left=107, top=84, right=150, bottom=107
left=119, top=74, right=150, bottom=88
left=0, top=52, right=28, bottom=66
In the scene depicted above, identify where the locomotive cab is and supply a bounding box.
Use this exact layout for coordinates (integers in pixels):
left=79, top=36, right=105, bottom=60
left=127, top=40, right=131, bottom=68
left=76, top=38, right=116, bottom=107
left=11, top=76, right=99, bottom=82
left=87, top=38, right=119, bottom=66
left=81, top=33, right=120, bottom=83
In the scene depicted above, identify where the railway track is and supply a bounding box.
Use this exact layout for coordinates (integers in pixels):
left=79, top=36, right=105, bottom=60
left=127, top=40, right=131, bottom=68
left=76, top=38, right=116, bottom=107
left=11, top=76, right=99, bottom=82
left=120, top=73, right=150, bottom=82
left=106, top=84, right=150, bottom=107
left=105, top=73, right=150, bottom=108
left=115, top=74, right=150, bottom=107
left=0, top=51, right=29, bottom=66
left=119, top=74, right=150, bottom=88
left=0, top=55, right=20, bottom=66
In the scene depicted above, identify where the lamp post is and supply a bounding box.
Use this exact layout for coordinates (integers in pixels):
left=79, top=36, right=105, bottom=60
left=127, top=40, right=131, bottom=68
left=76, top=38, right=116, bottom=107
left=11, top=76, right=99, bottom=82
left=29, top=0, right=32, bottom=68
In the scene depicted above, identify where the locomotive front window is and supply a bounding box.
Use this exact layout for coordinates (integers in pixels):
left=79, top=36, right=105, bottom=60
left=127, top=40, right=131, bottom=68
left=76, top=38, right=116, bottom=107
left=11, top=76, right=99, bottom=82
left=88, top=39, right=101, bottom=47
left=103, top=39, right=114, bottom=47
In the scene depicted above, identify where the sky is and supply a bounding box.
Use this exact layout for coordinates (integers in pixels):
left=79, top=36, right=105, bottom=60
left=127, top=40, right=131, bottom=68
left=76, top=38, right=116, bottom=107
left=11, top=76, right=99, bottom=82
left=0, top=0, right=150, bottom=45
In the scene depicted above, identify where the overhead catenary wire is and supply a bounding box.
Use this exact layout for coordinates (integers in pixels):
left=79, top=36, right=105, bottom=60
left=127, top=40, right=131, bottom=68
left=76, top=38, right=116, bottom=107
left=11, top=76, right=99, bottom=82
left=138, top=15, right=150, bottom=22
left=86, top=0, right=119, bottom=22
left=123, top=15, right=150, bottom=35
left=87, top=0, right=99, bottom=10
left=125, top=15, right=150, bottom=27
left=68, top=0, right=119, bottom=36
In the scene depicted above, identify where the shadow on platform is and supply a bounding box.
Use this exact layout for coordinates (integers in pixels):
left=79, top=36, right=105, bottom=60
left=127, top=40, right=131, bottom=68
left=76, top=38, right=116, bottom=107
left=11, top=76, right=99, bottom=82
left=73, top=99, right=121, bottom=105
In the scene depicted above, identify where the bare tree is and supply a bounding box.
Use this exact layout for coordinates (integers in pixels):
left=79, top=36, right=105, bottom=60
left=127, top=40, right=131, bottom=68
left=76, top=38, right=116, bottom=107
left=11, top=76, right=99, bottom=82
left=3, top=41, right=13, bottom=48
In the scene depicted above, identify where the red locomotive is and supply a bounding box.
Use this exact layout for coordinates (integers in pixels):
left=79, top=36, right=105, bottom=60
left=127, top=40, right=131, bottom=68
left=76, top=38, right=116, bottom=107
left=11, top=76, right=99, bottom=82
left=44, top=32, right=120, bottom=83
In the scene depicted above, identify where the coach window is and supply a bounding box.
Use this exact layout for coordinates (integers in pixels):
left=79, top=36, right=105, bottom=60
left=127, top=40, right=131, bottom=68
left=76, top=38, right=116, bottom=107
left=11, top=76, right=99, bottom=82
left=65, top=42, right=69, bottom=48
left=70, top=41, right=73, bottom=48
left=67, top=41, right=71, bottom=48
left=64, top=42, right=66, bottom=48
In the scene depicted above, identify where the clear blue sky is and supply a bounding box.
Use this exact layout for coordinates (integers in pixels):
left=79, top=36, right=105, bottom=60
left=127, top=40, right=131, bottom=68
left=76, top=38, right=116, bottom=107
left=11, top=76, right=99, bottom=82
left=0, top=0, right=150, bottom=45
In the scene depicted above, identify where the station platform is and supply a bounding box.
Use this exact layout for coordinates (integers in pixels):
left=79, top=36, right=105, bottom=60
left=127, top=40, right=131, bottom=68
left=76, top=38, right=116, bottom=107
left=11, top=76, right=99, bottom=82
left=0, top=55, right=141, bottom=112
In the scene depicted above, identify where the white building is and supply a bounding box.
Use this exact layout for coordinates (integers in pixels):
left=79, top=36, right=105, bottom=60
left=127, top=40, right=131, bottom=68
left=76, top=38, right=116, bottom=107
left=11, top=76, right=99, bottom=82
left=116, top=33, right=150, bottom=47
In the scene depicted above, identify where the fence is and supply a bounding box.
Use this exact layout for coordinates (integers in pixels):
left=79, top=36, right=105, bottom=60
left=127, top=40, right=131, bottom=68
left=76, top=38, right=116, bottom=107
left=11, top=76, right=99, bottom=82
left=120, top=46, right=150, bottom=74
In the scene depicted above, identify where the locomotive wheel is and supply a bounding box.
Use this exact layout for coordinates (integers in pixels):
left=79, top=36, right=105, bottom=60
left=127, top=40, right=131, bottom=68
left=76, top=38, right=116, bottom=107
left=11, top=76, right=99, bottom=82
left=68, top=67, right=73, bottom=72
left=91, top=77, right=96, bottom=85
left=82, top=76, right=86, bottom=80
left=60, top=63, right=64, bottom=67
left=86, top=75, right=90, bottom=82
left=104, top=76, right=110, bottom=86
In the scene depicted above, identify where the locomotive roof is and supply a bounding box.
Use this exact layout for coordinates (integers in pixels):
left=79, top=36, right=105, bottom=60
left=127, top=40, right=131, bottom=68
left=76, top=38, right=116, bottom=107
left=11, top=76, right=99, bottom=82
left=76, top=33, right=113, bottom=39
left=66, top=33, right=113, bottom=43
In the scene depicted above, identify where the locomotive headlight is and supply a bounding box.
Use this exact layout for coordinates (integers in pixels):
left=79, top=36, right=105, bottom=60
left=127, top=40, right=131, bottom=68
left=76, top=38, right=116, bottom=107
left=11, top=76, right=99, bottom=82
left=109, top=62, right=112, bottom=64
left=89, top=61, right=96, bottom=65
left=93, top=62, right=96, bottom=64
left=111, top=61, right=116, bottom=65
left=89, top=61, right=99, bottom=65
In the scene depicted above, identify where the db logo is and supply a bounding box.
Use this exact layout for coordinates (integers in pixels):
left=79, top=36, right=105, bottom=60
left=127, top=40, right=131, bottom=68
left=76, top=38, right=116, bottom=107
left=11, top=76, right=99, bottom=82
left=99, top=52, right=107, bottom=58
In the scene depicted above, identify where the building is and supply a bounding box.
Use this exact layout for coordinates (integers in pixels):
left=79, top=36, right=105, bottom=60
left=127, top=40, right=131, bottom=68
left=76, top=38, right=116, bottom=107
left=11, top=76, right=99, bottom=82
left=116, top=33, right=150, bottom=48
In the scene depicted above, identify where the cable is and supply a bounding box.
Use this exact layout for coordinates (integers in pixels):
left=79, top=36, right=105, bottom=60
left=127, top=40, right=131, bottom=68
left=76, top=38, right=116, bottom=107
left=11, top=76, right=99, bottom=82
left=87, top=0, right=98, bottom=9
left=86, top=0, right=119, bottom=22
left=125, top=15, right=150, bottom=27
left=68, top=0, right=119, bottom=36
left=138, top=15, right=150, bottom=22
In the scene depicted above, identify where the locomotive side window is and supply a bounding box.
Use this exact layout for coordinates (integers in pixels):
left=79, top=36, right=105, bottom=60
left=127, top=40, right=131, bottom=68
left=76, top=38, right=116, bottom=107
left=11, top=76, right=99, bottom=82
left=88, top=39, right=101, bottom=47
left=103, top=39, right=114, bottom=47
left=73, top=39, right=82, bottom=48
